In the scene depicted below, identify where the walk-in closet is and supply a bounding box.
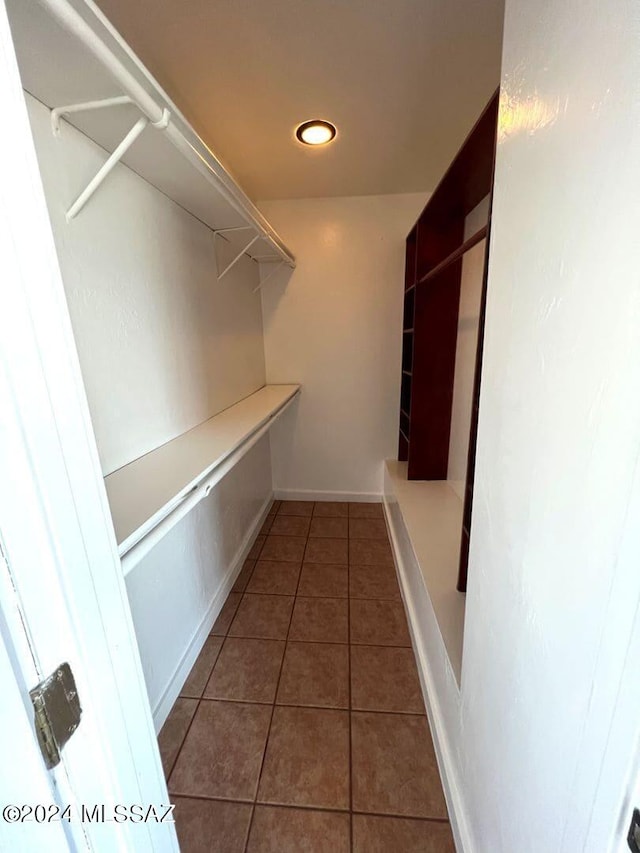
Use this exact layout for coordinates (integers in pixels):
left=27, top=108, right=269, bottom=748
left=3, top=0, right=501, bottom=850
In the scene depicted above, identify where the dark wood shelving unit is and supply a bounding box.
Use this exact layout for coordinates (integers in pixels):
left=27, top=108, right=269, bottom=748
left=418, top=225, right=488, bottom=286
left=398, top=89, right=499, bottom=591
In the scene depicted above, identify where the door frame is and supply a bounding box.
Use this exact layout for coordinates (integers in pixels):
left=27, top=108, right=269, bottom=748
left=0, top=1, right=177, bottom=848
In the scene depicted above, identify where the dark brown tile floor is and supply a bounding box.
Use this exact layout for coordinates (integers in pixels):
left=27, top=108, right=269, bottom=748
left=159, top=500, right=455, bottom=853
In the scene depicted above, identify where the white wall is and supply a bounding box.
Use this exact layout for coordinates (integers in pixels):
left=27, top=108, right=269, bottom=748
left=447, top=196, right=490, bottom=500
left=26, top=93, right=273, bottom=724
left=126, top=436, right=272, bottom=720
left=259, top=193, right=425, bottom=500
left=429, top=0, right=640, bottom=850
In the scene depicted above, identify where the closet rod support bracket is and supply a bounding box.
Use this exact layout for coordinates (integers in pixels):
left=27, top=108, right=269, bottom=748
left=151, top=108, right=171, bottom=130
left=213, top=226, right=255, bottom=236
left=51, top=95, right=133, bottom=136
left=66, top=114, right=149, bottom=221
left=253, top=260, right=285, bottom=292
left=215, top=232, right=261, bottom=280
left=63, top=106, right=171, bottom=221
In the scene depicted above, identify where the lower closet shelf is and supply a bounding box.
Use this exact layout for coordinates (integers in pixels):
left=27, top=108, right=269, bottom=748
left=105, top=384, right=300, bottom=573
left=384, top=459, right=465, bottom=684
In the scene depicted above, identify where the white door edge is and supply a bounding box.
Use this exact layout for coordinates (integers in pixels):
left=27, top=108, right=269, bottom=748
left=0, top=0, right=177, bottom=849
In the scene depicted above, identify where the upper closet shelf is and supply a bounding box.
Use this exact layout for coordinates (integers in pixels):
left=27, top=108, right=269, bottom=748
left=105, top=385, right=300, bottom=576
left=8, top=0, right=295, bottom=271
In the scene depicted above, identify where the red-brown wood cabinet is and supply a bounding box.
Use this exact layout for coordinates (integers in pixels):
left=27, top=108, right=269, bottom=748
left=399, top=90, right=499, bottom=591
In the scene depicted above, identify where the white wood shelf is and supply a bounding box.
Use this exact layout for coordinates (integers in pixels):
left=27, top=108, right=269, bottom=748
left=7, top=0, right=294, bottom=268
left=105, top=385, right=300, bottom=560
left=385, top=460, right=465, bottom=683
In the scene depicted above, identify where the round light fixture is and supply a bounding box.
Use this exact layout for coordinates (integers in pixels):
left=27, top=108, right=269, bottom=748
left=295, top=119, right=337, bottom=146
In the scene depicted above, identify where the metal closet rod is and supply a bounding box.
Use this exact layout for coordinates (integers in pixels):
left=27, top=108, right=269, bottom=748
left=37, top=0, right=163, bottom=124
left=37, top=0, right=294, bottom=266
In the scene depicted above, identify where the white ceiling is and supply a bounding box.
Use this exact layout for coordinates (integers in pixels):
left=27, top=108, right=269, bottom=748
left=96, top=0, right=504, bottom=201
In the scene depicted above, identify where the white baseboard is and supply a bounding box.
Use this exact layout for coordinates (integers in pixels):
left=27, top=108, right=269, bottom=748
left=152, top=494, right=273, bottom=731
left=383, top=495, right=472, bottom=853
left=274, top=488, right=381, bottom=503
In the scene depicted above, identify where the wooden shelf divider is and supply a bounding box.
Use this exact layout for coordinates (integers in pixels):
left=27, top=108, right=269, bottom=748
left=418, top=225, right=488, bottom=287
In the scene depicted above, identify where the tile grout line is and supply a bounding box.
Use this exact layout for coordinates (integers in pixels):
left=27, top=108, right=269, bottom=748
left=240, top=511, right=274, bottom=853
left=235, top=589, right=399, bottom=601
left=168, top=792, right=451, bottom=824
left=216, top=630, right=413, bottom=650
left=351, top=502, right=390, bottom=845
left=242, top=501, right=314, bottom=853
left=241, top=502, right=282, bottom=853
left=166, top=632, right=226, bottom=784
left=235, top=501, right=277, bottom=852
left=347, top=531, right=354, bottom=852
left=167, top=500, right=268, bottom=796
left=195, top=695, right=425, bottom=717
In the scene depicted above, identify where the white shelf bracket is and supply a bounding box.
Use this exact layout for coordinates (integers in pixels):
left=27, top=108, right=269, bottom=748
left=214, top=229, right=260, bottom=280
left=66, top=115, right=147, bottom=221
left=212, top=226, right=252, bottom=274
left=213, top=227, right=255, bottom=235
left=53, top=96, right=171, bottom=221
left=253, top=260, right=285, bottom=293
left=51, top=95, right=133, bottom=136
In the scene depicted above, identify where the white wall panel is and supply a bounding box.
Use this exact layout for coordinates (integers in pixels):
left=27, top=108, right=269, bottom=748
left=446, top=243, right=485, bottom=501
left=259, top=193, right=425, bottom=499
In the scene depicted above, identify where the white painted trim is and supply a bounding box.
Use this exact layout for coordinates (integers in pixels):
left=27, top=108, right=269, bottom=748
left=151, top=494, right=273, bottom=731
left=383, top=496, right=472, bottom=853
left=273, top=489, right=382, bottom=503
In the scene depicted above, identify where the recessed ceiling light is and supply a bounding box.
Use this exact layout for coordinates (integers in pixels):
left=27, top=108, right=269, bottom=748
left=295, top=120, right=337, bottom=146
